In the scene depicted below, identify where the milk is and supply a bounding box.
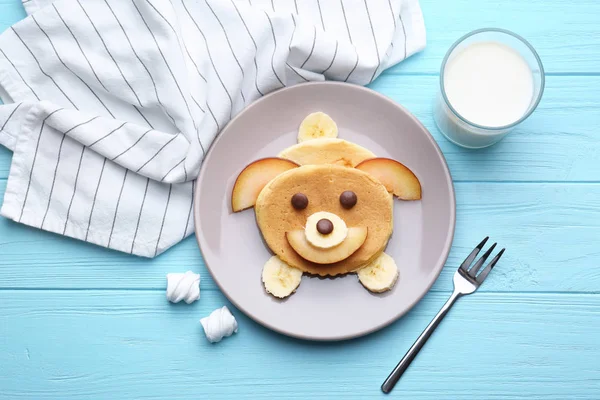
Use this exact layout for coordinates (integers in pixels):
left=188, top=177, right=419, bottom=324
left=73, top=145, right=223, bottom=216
left=434, top=40, right=537, bottom=148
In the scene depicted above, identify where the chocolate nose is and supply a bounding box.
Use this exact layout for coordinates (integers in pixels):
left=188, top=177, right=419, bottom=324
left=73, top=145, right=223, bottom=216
left=316, top=218, right=334, bottom=235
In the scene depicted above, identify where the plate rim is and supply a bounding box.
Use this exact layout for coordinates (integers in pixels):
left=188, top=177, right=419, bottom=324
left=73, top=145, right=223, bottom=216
left=194, top=81, right=456, bottom=341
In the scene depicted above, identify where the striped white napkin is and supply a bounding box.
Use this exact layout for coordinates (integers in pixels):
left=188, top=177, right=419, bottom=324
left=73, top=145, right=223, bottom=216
left=0, top=0, right=425, bottom=257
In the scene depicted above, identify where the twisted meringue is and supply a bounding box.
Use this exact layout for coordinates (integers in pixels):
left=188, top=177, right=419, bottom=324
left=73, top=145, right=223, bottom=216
left=166, top=271, right=200, bottom=304
left=200, top=306, right=238, bottom=343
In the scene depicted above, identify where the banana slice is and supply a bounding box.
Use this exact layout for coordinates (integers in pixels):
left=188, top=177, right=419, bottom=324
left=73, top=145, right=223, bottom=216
left=298, top=112, right=338, bottom=142
left=357, top=252, right=399, bottom=293
left=305, top=211, right=348, bottom=249
left=262, top=256, right=303, bottom=298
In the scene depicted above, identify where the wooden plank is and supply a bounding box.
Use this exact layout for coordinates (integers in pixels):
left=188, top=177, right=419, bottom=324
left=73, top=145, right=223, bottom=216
left=1, top=0, right=599, bottom=74
left=0, top=290, right=598, bottom=399
left=389, top=0, right=600, bottom=74
left=2, top=75, right=599, bottom=181
left=2, top=180, right=599, bottom=292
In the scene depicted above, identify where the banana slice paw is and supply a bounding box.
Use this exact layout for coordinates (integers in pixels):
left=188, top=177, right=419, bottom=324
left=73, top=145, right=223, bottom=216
left=298, top=112, right=338, bottom=142
left=262, top=256, right=303, bottom=298
left=357, top=252, right=399, bottom=293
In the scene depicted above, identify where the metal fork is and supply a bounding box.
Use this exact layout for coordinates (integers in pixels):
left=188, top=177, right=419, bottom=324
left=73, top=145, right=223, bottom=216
left=381, top=237, right=505, bottom=394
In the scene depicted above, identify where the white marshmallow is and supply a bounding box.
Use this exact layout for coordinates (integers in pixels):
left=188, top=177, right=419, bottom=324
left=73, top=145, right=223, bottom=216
left=166, top=271, right=200, bottom=304
left=200, top=306, right=238, bottom=343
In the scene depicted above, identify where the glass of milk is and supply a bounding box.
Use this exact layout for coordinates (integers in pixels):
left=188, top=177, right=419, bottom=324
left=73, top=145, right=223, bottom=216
left=434, top=28, right=545, bottom=149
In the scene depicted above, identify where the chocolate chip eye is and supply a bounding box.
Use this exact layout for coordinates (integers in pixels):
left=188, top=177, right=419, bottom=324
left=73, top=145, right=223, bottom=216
left=291, top=193, right=308, bottom=210
left=340, top=190, right=357, bottom=209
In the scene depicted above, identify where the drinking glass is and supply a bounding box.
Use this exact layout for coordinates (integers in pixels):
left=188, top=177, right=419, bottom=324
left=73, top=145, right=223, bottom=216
left=434, top=28, right=545, bottom=149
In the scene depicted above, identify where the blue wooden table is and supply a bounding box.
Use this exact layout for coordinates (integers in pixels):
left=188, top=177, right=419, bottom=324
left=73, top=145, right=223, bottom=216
left=1, top=0, right=599, bottom=398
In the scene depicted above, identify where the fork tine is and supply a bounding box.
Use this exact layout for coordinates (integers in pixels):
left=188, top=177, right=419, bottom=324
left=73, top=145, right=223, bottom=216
left=477, top=248, right=505, bottom=283
left=459, top=237, right=489, bottom=272
left=468, top=243, right=497, bottom=277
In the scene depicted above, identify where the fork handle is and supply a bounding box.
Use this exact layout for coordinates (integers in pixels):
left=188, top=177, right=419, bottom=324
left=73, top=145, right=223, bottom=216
left=381, top=291, right=461, bottom=394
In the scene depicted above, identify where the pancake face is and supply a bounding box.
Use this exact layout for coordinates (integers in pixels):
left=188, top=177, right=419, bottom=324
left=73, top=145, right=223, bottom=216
left=255, top=164, right=393, bottom=276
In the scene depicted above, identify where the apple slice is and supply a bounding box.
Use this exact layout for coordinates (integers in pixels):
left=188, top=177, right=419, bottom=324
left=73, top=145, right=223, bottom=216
left=231, top=157, right=299, bottom=212
left=286, top=227, right=368, bottom=264
left=355, top=158, right=421, bottom=200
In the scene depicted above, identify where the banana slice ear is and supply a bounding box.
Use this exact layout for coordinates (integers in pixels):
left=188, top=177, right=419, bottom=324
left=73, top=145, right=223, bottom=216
left=297, top=112, right=338, bottom=142
left=355, top=158, right=422, bottom=200
left=231, top=157, right=299, bottom=212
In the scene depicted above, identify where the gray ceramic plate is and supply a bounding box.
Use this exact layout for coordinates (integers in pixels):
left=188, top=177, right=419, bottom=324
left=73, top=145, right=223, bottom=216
left=194, top=82, right=455, bottom=341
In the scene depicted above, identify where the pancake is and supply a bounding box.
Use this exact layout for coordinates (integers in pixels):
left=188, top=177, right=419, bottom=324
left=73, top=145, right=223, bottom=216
left=278, top=138, right=376, bottom=167
left=255, top=164, right=393, bottom=276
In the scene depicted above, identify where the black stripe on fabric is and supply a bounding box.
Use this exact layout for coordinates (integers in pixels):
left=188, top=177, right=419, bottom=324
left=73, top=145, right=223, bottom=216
left=0, top=102, right=22, bottom=132
left=229, top=0, right=264, bottom=96
left=286, top=63, right=308, bottom=82
left=63, top=146, right=86, bottom=234
left=321, top=41, right=338, bottom=75
left=32, top=15, right=116, bottom=118
left=182, top=181, right=194, bottom=240
left=52, top=4, right=109, bottom=92
left=264, top=11, right=285, bottom=87
left=47, top=115, right=99, bottom=233
left=345, top=55, right=360, bottom=82
left=65, top=116, right=100, bottom=135
left=139, top=3, right=209, bottom=141
left=103, top=0, right=177, bottom=126
left=154, top=184, right=173, bottom=256
left=11, top=27, right=77, bottom=108
left=293, top=0, right=298, bottom=14
left=189, top=98, right=206, bottom=152
left=161, top=158, right=185, bottom=182
left=191, top=96, right=206, bottom=114
left=183, top=162, right=188, bottom=182
left=364, top=0, right=381, bottom=83
left=107, top=169, right=129, bottom=248
left=130, top=177, right=150, bottom=253
left=89, top=121, right=127, bottom=147
left=136, top=134, right=178, bottom=173
left=339, top=0, right=359, bottom=82
left=387, top=0, right=396, bottom=29
left=289, top=13, right=296, bottom=53
left=136, top=0, right=207, bottom=153
left=300, top=26, right=316, bottom=69
left=40, top=132, right=69, bottom=229
left=316, top=0, right=325, bottom=30
left=206, top=0, right=246, bottom=103
left=181, top=0, right=234, bottom=118
left=205, top=102, right=221, bottom=132
left=111, top=128, right=152, bottom=161
left=340, top=0, right=353, bottom=42
left=75, top=0, right=143, bottom=107
left=85, top=157, right=106, bottom=241
left=130, top=1, right=198, bottom=130
left=0, top=49, right=40, bottom=100
left=19, top=108, right=64, bottom=222
left=146, top=0, right=207, bottom=82
left=59, top=115, right=101, bottom=232
left=142, top=0, right=207, bottom=84
left=271, top=0, right=275, bottom=12
left=75, top=0, right=154, bottom=128
left=399, top=14, right=407, bottom=59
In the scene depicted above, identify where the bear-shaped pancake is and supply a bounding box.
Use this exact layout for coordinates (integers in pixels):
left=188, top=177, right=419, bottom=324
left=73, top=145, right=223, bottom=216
left=231, top=112, right=421, bottom=298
